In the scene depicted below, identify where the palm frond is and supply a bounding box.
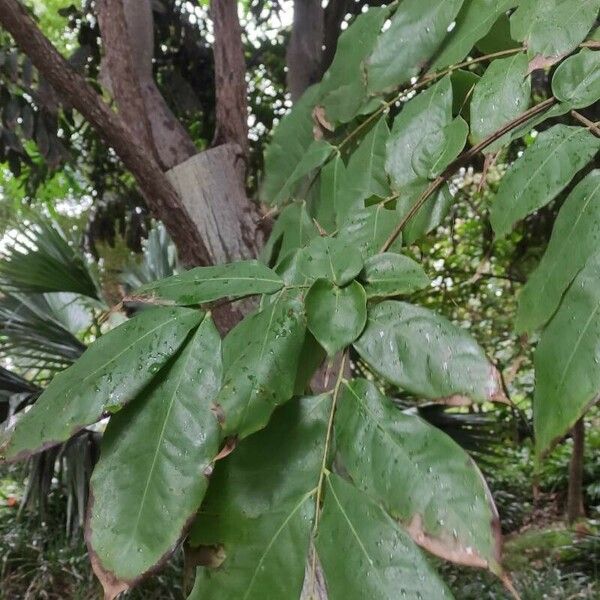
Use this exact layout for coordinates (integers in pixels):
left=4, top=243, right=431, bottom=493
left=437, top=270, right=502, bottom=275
left=0, top=214, right=100, bottom=300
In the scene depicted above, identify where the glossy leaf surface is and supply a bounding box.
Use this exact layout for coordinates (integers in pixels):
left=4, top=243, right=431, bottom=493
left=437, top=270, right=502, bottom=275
left=217, top=292, right=306, bottom=438
left=1, top=307, right=203, bottom=461
left=534, top=252, right=600, bottom=456
left=516, top=171, right=600, bottom=333
left=136, top=261, right=284, bottom=306
left=317, top=474, right=452, bottom=600
left=490, top=125, right=599, bottom=237
left=552, top=48, right=600, bottom=109
left=305, top=279, right=367, bottom=356
left=336, top=379, right=501, bottom=572
left=188, top=395, right=330, bottom=600
left=360, top=252, right=430, bottom=298
left=87, top=315, right=222, bottom=587
left=470, top=52, right=530, bottom=151
left=299, top=237, right=363, bottom=286
left=354, top=301, right=503, bottom=403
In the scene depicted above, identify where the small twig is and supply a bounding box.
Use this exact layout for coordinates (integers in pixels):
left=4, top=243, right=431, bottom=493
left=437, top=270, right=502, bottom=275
left=570, top=110, right=600, bottom=137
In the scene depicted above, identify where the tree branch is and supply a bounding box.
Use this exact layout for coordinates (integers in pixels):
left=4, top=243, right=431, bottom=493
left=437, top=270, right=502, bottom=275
left=0, top=0, right=211, bottom=266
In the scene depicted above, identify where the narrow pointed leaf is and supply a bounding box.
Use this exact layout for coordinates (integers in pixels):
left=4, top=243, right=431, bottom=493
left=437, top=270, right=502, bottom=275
left=1, top=307, right=203, bottom=461
left=367, top=0, right=465, bottom=93
left=510, top=0, right=600, bottom=58
left=386, top=77, right=453, bottom=190
left=317, top=474, right=453, bottom=599
left=336, top=378, right=502, bottom=572
left=534, top=252, right=600, bottom=456
left=319, top=6, right=390, bottom=123
left=314, top=156, right=344, bottom=232
left=217, top=293, right=306, bottom=438
left=305, top=280, right=367, bottom=356
left=337, top=118, right=390, bottom=223
left=354, top=301, right=503, bottom=403
left=490, top=125, right=600, bottom=237
left=87, top=315, right=222, bottom=590
left=552, top=48, right=600, bottom=109
left=299, top=237, right=363, bottom=286
left=432, top=0, right=517, bottom=69
left=360, top=253, right=430, bottom=298
left=470, top=53, right=530, bottom=152
left=135, top=260, right=284, bottom=306
left=516, top=171, right=600, bottom=333
left=188, top=395, right=330, bottom=600
left=261, top=84, right=321, bottom=205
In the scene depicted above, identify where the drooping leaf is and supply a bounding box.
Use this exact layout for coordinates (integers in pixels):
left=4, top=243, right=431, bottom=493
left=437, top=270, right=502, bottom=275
left=490, top=125, right=600, bottom=237
left=412, top=116, right=469, bottom=179
left=360, top=252, right=430, bottom=298
left=261, top=84, right=321, bottom=205
left=305, top=279, right=367, bottom=356
left=319, top=6, right=390, bottom=123
left=534, top=251, right=600, bottom=456
left=510, top=0, right=600, bottom=59
left=552, top=48, right=600, bottom=109
left=299, top=237, right=363, bottom=286
left=336, top=379, right=502, bottom=573
left=386, top=76, right=453, bottom=190
left=317, top=474, right=453, bottom=600
left=1, top=307, right=203, bottom=461
left=337, top=118, right=391, bottom=224
left=134, top=260, right=284, bottom=306
left=188, top=394, right=330, bottom=600
left=87, top=315, right=222, bottom=591
left=260, top=202, right=319, bottom=268
left=354, top=301, right=504, bottom=403
left=366, top=0, right=465, bottom=93
left=217, top=292, right=306, bottom=438
left=432, top=0, right=518, bottom=69
left=336, top=204, right=403, bottom=259
left=470, top=52, right=531, bottom=151
left=396, top=181, right=454, bottom=244
left=516, top=171, right=600, bottom=333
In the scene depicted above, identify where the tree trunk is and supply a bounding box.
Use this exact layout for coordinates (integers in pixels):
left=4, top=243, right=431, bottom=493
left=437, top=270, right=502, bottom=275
left=211, top=0, right=249, bottom=162
left=286, top=0, right=324, bottom=102
left=567, top=418, right=586, bottom=524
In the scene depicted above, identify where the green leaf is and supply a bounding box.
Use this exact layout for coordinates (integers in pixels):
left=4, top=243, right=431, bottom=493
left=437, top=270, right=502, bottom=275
left=260, top=203, right=319, bottom=268
left=217, top=292, right=307, bottom=438
left=412, top=117, right=468, bottom=179
left=299, top=237, right=363, bottom=286
left=386, top=76, right=453, bottom=190
left=366, top=0, right=465, bottom=93
left=135, top=260, right=284, bottom=306
left=261, top=84, right=321, bottom=205
left=315, top=156, right=344, bottom=232
left=317, top=474, right=453, bottom=599
left=552, top=48, right=600, bottom=109
left=360, top=252, right=430, bottom=298
left=272, top=140, right=335, bottom=206
left=188, top=394, right=330, bottom=600
left=305, top=279, right=367, bottom=356
left=510, top=0, right=600, bottom=58
left=490, top=125, right=600, bottom=238
left=470, top=52, right=531, bottom=151
left=87, top=315, right=222, bottom=588
left=451, top=70, right=480, bottom=120
left=432, top=0, right=517, bottom=69
left=516, top=171, right=600, bottom=333
left=354, top=301, right=503, bottom=403
left=337, top=118, right=391, bottom=224
left=534, top=251, right=600, bottom=456
left=336, top=379, right=502, bottom=573
left=336, top=204, right=403, bottom=259
left=396, top=181, right=453, bottom=244
left=319, top=7, right=390, bottom=123
left=476, top=13, right=521, bottom=54
left=1, top=307, right=203, bottom=461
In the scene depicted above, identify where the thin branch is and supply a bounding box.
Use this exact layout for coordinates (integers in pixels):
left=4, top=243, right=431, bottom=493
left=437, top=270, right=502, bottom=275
left=380, top=97, right=557, bottom=252
left=570, top=110, right=600, bottom=137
